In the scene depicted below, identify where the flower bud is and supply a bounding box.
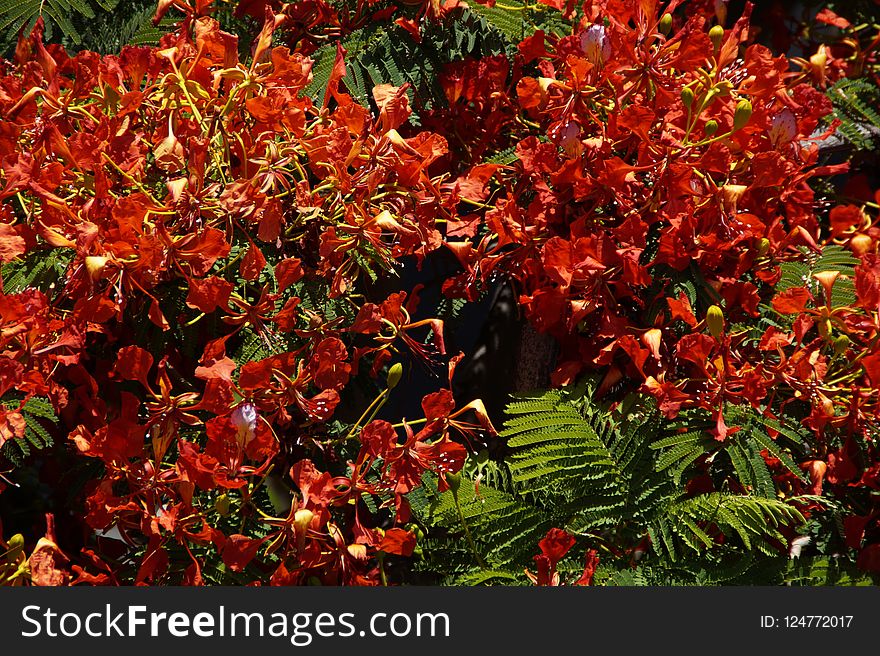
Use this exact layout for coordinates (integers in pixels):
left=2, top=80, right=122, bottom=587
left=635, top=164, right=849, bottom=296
left=231, top=402, right=258, bottom=450
left=706, top=305, right=724, bottom=338
left=446, top=471, right=462, bottom=494
left=833, top=334, right=850, bottom=355
left=214, top=494, right=231, bottom=516
left=658, top=13, right=673, bottom=35
left=733, top=99, right=753, bottom=130
left=681, top=87, right=695, bottom=108
left=579, top=24, right=611, bottom=66
left=817, top=391, right=834, bottom=418
left=7, top=534, right=24, bottom=552
left=757, top=237, right=770, bottom=257
left=709, top=25, right=724, bottom=50
left=386, top=362, right=403, bottom=389
left=704, top=119, right=718, bottom=136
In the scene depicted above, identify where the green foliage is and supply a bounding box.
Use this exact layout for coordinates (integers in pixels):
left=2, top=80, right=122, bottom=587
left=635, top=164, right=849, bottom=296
left=0, top=0, right=177, bottom=60
left=777, top=244, right=861, bottom=308
left=652, top=406, right=810, bottom=498
left=1, top=248, right=73, bottom=296
left=783, top=555, right=878, bottom=586
left=306, top=12, right=507, bottom=119
left=654, top=493, right=803, bottom=559
left=502, top=386, right=633, bottom=528
left=599, top=552, right=879, bottom=586
left=466, top=0, right=526, bottom=41
left=232, top=328, right=278, bottom=368
left=828, top=77, right=880, bottom=151
left=484, top=146, right=518, bottom=165
left=412, top=383, right=807, bottom=584
left=68, top=0, right=178, bottom=52
left=0, top=0, right=110, bottom=46
left=307, top=24, right=428, bottom=109
left=435, top=295, right=469, bottom=323
left=0, top=397, right=57, bottom=467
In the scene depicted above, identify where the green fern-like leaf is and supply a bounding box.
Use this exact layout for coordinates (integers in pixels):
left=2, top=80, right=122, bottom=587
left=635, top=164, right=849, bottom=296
left=452, top=568, right=524, bottom=586
left=654, top=494, right=804, bottom=559
left=484, top=146, right=518, bottom=165
left=429, top=475, right=551, bottom=566
left=1, top=248, right=73, bottom=296
left=306, top=14, right=508, bottom=120
left=0, top=0, right=95, bottom=44
left=415, top=384, right=807, bottom=584
left=828, top=77, right=880, bottom=151
left=777, top=244, right=860, bottom=308
left=502, top=392, right=627, bottom=526
left=466, top=0, right=526, bottom=41
left=651, top=406, right=809, bottom=498
left=1, top=0, right=178, bottom=55
left=232, top=328, right=275, bottom=368
left=783, top=555, right=878, bottom=586
left=0, top=396, right=58, bottom=466
left=306, top=25, right=408, bottom=108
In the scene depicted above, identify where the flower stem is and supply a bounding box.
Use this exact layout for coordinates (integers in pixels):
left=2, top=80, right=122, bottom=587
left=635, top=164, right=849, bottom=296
left=453, top=488, right=486, bottom=569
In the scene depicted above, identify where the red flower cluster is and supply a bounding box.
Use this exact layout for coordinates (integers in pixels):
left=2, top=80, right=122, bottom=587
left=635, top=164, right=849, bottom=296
left=432, top=3, right=880, bottom=444
left=0, top=8, right=492, bottom=584
left=422, top=1, right=880, bottom=569
left=1, top=0, right=879, bottom=583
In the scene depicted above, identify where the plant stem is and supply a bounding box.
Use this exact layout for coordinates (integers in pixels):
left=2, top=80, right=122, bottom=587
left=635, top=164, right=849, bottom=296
left=453, top=489, right=486, bottom=569
left=344, top=389, right=389, bottom=441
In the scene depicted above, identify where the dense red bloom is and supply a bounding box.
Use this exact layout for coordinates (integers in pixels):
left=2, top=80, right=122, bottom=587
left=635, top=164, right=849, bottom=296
left=2, top=0, right=880, bottom=587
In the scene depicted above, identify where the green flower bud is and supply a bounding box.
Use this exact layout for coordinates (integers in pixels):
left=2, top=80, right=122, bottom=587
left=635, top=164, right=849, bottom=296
left=659, top=13, right=673, bottom=35
left=214, top=493, right=231, bottom=516
left=704, top=119, right=718, bottom=136
left=405, top=523, right=425, bottom=542
left=833, top=334, right=850, bottom=355
left=446, top=471, right=462, bottom=494
left=7, top=534, right=24, bottom=553
left=709, top=25, right=724, bottom=50
left=733, top=99, right=753, bottom=130
left=681, top=87, right=695, bottom=108
left=706, top=305, right=725, bottom=339
left=757, top=237, right=770, bottom=257
left=386, top=362, right=403, bottom=390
